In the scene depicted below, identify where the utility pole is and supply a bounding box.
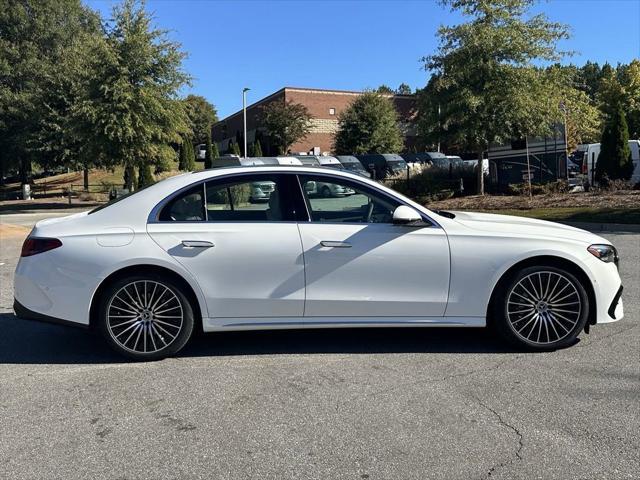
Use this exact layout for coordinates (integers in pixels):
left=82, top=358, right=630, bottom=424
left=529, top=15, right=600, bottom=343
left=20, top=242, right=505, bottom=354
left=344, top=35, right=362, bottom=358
left=242, top=87, right=250, bottom=158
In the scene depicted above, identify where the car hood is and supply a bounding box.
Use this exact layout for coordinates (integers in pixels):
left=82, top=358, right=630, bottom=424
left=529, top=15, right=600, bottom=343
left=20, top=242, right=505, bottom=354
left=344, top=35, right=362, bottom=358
left=448, top=210, right=607, bottom=245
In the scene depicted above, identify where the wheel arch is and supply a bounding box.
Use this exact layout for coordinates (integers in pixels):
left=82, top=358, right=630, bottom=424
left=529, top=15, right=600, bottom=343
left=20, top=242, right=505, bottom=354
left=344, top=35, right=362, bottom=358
left=486, top=255, right=597, bottom=328
left=89, top=265, right=204, bottom=331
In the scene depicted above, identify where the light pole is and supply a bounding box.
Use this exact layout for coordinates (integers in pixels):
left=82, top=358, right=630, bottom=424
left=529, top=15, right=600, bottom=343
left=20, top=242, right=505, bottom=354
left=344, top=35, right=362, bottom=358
left=242, top=87, right=250, bottom=158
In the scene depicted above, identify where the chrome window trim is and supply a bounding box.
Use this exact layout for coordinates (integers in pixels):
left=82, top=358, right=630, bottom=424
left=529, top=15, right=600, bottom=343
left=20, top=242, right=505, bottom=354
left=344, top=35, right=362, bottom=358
left=147, top=169, right=442, bottom=228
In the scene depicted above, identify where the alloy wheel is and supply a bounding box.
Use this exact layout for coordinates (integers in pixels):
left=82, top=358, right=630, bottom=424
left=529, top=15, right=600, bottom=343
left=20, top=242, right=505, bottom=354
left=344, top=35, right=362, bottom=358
left=106, top=280, right=184, bottom=354
left=506, top=271, right=582, bottom=345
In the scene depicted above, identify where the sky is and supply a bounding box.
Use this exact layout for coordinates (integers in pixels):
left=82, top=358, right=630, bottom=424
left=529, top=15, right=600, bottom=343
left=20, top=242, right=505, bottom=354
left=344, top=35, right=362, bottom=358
left=85, top=0, right=640, bottom=118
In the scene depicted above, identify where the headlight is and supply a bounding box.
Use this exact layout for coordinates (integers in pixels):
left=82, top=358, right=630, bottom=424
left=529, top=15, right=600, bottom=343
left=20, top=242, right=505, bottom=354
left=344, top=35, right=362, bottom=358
left=587, top=244, right=618, bottom=264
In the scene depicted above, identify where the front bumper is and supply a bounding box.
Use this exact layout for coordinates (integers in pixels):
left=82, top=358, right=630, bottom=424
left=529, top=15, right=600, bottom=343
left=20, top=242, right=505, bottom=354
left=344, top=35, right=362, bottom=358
left=608, top=286, right=624, bottom=320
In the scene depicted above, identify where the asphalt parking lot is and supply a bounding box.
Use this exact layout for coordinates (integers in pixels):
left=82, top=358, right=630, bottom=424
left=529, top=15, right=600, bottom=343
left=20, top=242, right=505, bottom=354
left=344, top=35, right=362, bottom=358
left=0, top=213, right=638, bottom=480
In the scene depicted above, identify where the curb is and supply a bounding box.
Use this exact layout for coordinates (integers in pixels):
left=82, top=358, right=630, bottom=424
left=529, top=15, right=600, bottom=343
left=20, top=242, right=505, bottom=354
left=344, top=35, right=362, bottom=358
left=560, top=221, right=640, bottom=233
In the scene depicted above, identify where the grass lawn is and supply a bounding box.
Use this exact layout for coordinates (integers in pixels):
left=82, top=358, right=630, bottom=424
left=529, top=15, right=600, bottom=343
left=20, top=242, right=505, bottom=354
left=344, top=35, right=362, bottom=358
left=476, top=207, right=640, bottom=225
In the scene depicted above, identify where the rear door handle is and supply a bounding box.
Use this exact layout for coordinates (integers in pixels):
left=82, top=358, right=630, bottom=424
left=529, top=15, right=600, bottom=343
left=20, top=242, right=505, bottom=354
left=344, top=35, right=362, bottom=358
left=181, top=240, right=214, bottom=248
left=320, top=241, right=352, bottom=248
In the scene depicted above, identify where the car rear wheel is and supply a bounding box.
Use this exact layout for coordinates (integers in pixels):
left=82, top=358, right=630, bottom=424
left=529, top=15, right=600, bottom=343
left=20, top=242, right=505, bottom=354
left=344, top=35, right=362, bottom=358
left=97, top=275, right=194, bottom=360
left=494, top=266, right=589, bottom=351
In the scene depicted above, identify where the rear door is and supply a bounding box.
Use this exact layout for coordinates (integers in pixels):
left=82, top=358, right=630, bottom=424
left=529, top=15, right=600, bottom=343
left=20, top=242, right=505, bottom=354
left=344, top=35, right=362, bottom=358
left=147, top=173, right=305, bottom=323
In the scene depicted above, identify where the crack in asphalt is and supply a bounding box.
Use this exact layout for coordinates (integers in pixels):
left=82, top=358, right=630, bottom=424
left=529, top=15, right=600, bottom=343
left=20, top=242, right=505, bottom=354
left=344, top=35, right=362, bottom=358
left=576, top=324, right=638, bottom=349
left=334, top=355, right=525, bottom=413
left=472, top=395, right=524, bottom=480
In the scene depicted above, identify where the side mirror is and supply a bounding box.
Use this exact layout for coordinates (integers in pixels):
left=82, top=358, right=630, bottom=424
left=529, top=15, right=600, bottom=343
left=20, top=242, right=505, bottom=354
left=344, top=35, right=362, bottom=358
left=392, top=205, right=423, bottom=225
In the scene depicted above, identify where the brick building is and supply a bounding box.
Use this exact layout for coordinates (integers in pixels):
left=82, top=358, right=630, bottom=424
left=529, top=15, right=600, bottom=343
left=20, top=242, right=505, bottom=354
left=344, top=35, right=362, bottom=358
left=212, top=87, right=417, bottom=156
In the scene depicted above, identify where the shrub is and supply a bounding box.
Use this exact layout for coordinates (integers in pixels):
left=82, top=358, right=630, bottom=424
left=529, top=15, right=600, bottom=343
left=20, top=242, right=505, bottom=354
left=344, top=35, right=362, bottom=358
left=385, top=164, right=479, bottom=199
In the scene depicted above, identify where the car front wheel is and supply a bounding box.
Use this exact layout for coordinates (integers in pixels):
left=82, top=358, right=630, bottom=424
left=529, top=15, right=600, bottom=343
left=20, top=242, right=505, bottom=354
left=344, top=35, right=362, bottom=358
left=494, top=266, right=589, bottom=350
left=97, top=275, right=194, bottom=360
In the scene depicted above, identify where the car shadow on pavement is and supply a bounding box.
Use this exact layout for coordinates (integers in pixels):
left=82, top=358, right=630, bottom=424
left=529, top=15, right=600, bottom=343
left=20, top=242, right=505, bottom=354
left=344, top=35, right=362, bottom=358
left=0, top=312, right=530, bottom=364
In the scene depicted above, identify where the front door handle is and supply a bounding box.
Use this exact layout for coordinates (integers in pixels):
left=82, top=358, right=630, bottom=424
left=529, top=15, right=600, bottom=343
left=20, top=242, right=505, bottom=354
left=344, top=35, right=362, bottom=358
left=181, top=240, right=214, bottom=248
left=320, top=241, right=352, bottom=248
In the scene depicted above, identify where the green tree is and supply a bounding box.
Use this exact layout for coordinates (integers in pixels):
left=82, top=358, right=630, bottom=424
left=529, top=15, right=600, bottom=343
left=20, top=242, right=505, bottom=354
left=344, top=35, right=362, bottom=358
left=0, top=0, right=100, bottom=185
left=137, top=161, right=154, bottom=188
left=262, top=100, right=311, bottom=154
left=420, top=0, right=571, bottom=194
left=253, top=139, right=263, bottom=157
left=178, top=138, right=189, bottom=171
left=596, top=105, right=633, bottom=182
left=230, top=141, right=241, bottom=156
left=184, top=140, right=196, bottom=171
left=184, top=94, right=218, bottom=145
left=396, top=83, right=412, bottom=95
left=204, top=129, right=214, bottom=168
left=616, top=60, right=640, bottom=139
left=334, top=91, right=404, bottom=154
left=69, top=0, right=190, bottom=191
left=210, top=142, right=219, bottom=164
left=376, top=84, right=394, bottom=94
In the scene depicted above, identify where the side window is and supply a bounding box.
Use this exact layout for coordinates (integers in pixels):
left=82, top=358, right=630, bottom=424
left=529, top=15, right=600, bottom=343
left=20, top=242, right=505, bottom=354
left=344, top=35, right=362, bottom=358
left=205, top=175, right=289, bottom=222
left=159, top=185, right=205, bottom=221
left=299, top=175, right=400, bottom=224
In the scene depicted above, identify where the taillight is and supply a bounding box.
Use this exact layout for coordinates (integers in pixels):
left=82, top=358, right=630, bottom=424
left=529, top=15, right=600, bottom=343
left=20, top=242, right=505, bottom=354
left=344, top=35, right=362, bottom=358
left=21, top=237, right=62, bottom=257
left=582, top=163, right=587, bottom=174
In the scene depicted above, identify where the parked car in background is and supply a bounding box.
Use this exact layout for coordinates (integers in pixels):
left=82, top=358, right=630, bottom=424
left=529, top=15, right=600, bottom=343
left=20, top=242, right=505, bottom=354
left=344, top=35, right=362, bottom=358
left=355, top=154, right=408, bottom=179
left=400, top=152, right=433, bottom=166
left=14, top=165, right=624, bottom=360
left=295, top=156, right=354, bottom=197
left=210, top=156, right=303, bottom=201
left=195, top=144, right=206, bottom=160
left=462, top=158, right=489, bottom=175
left=335, top=155, right=371, bottom=178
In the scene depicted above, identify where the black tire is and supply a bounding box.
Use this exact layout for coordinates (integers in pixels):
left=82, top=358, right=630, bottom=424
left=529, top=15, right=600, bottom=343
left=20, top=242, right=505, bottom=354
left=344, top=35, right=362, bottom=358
left=492, top=265, right=589, bottom=351
left=97, top=274, right=195, bottom=361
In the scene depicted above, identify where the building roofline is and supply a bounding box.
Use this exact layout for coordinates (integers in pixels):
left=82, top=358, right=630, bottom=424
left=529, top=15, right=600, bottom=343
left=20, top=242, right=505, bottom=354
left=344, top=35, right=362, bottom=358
left=213, top=86, right=416, bottom=125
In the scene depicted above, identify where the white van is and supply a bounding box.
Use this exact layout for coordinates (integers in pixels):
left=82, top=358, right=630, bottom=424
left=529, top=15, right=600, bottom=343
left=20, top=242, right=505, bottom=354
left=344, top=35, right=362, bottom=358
left=572, top=140, right=640, bottom=185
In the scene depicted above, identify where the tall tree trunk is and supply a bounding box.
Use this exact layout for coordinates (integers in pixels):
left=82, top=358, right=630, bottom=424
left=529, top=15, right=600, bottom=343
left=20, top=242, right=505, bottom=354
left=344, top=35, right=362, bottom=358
left=123, top=163, right=135, bottom=192
left=476, top=149, right=484, bottom=195
left=83, top=164, right=89, bottom=192
left=19, top=157, right=31, bottom=186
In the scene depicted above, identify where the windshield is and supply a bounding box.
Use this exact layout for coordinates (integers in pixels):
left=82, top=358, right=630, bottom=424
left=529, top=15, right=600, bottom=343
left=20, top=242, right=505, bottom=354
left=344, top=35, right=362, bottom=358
left=388, top=160, right=407, bottom=172
left=343, top=162, right=366, bottom=172
left=323, top=162, right=344, bottom=169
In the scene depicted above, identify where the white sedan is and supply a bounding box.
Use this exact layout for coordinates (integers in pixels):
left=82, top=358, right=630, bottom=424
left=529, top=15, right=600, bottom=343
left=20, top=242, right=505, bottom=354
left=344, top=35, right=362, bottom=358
left=14, top=166, right=624, bottom=360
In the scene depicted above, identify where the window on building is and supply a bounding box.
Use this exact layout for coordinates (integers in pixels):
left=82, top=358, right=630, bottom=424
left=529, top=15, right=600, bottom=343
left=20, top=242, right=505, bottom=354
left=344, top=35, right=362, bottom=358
left=329, top=108, right=336, bottom=115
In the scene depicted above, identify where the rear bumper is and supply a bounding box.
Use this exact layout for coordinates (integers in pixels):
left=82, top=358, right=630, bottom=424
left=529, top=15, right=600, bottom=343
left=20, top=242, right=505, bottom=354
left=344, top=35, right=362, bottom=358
left=13, top=299, right=88, bottom=329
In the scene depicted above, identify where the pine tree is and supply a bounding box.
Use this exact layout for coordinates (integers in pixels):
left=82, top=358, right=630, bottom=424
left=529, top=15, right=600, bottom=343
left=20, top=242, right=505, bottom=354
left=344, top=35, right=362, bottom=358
left=185, top=140, right=196, bottom=171
left=253, top=140, right=263, bottom=157
left=137, top=162, right=153, bottom=188
left=178, top=140, right=189, bottom=170
left=596, top=105, right=633, bottom=181
left=211, top=142, right=219, bottom=164
left=231, top=141, right=241, bottom=156
left=204, top=129, right=214, bottom=169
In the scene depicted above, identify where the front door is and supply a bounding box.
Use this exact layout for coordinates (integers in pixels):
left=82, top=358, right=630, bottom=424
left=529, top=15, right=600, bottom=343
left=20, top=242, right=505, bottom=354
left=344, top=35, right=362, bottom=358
left=296, top=174, right=450, bottom=318
left=147, top=173, right=305, bottom=322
